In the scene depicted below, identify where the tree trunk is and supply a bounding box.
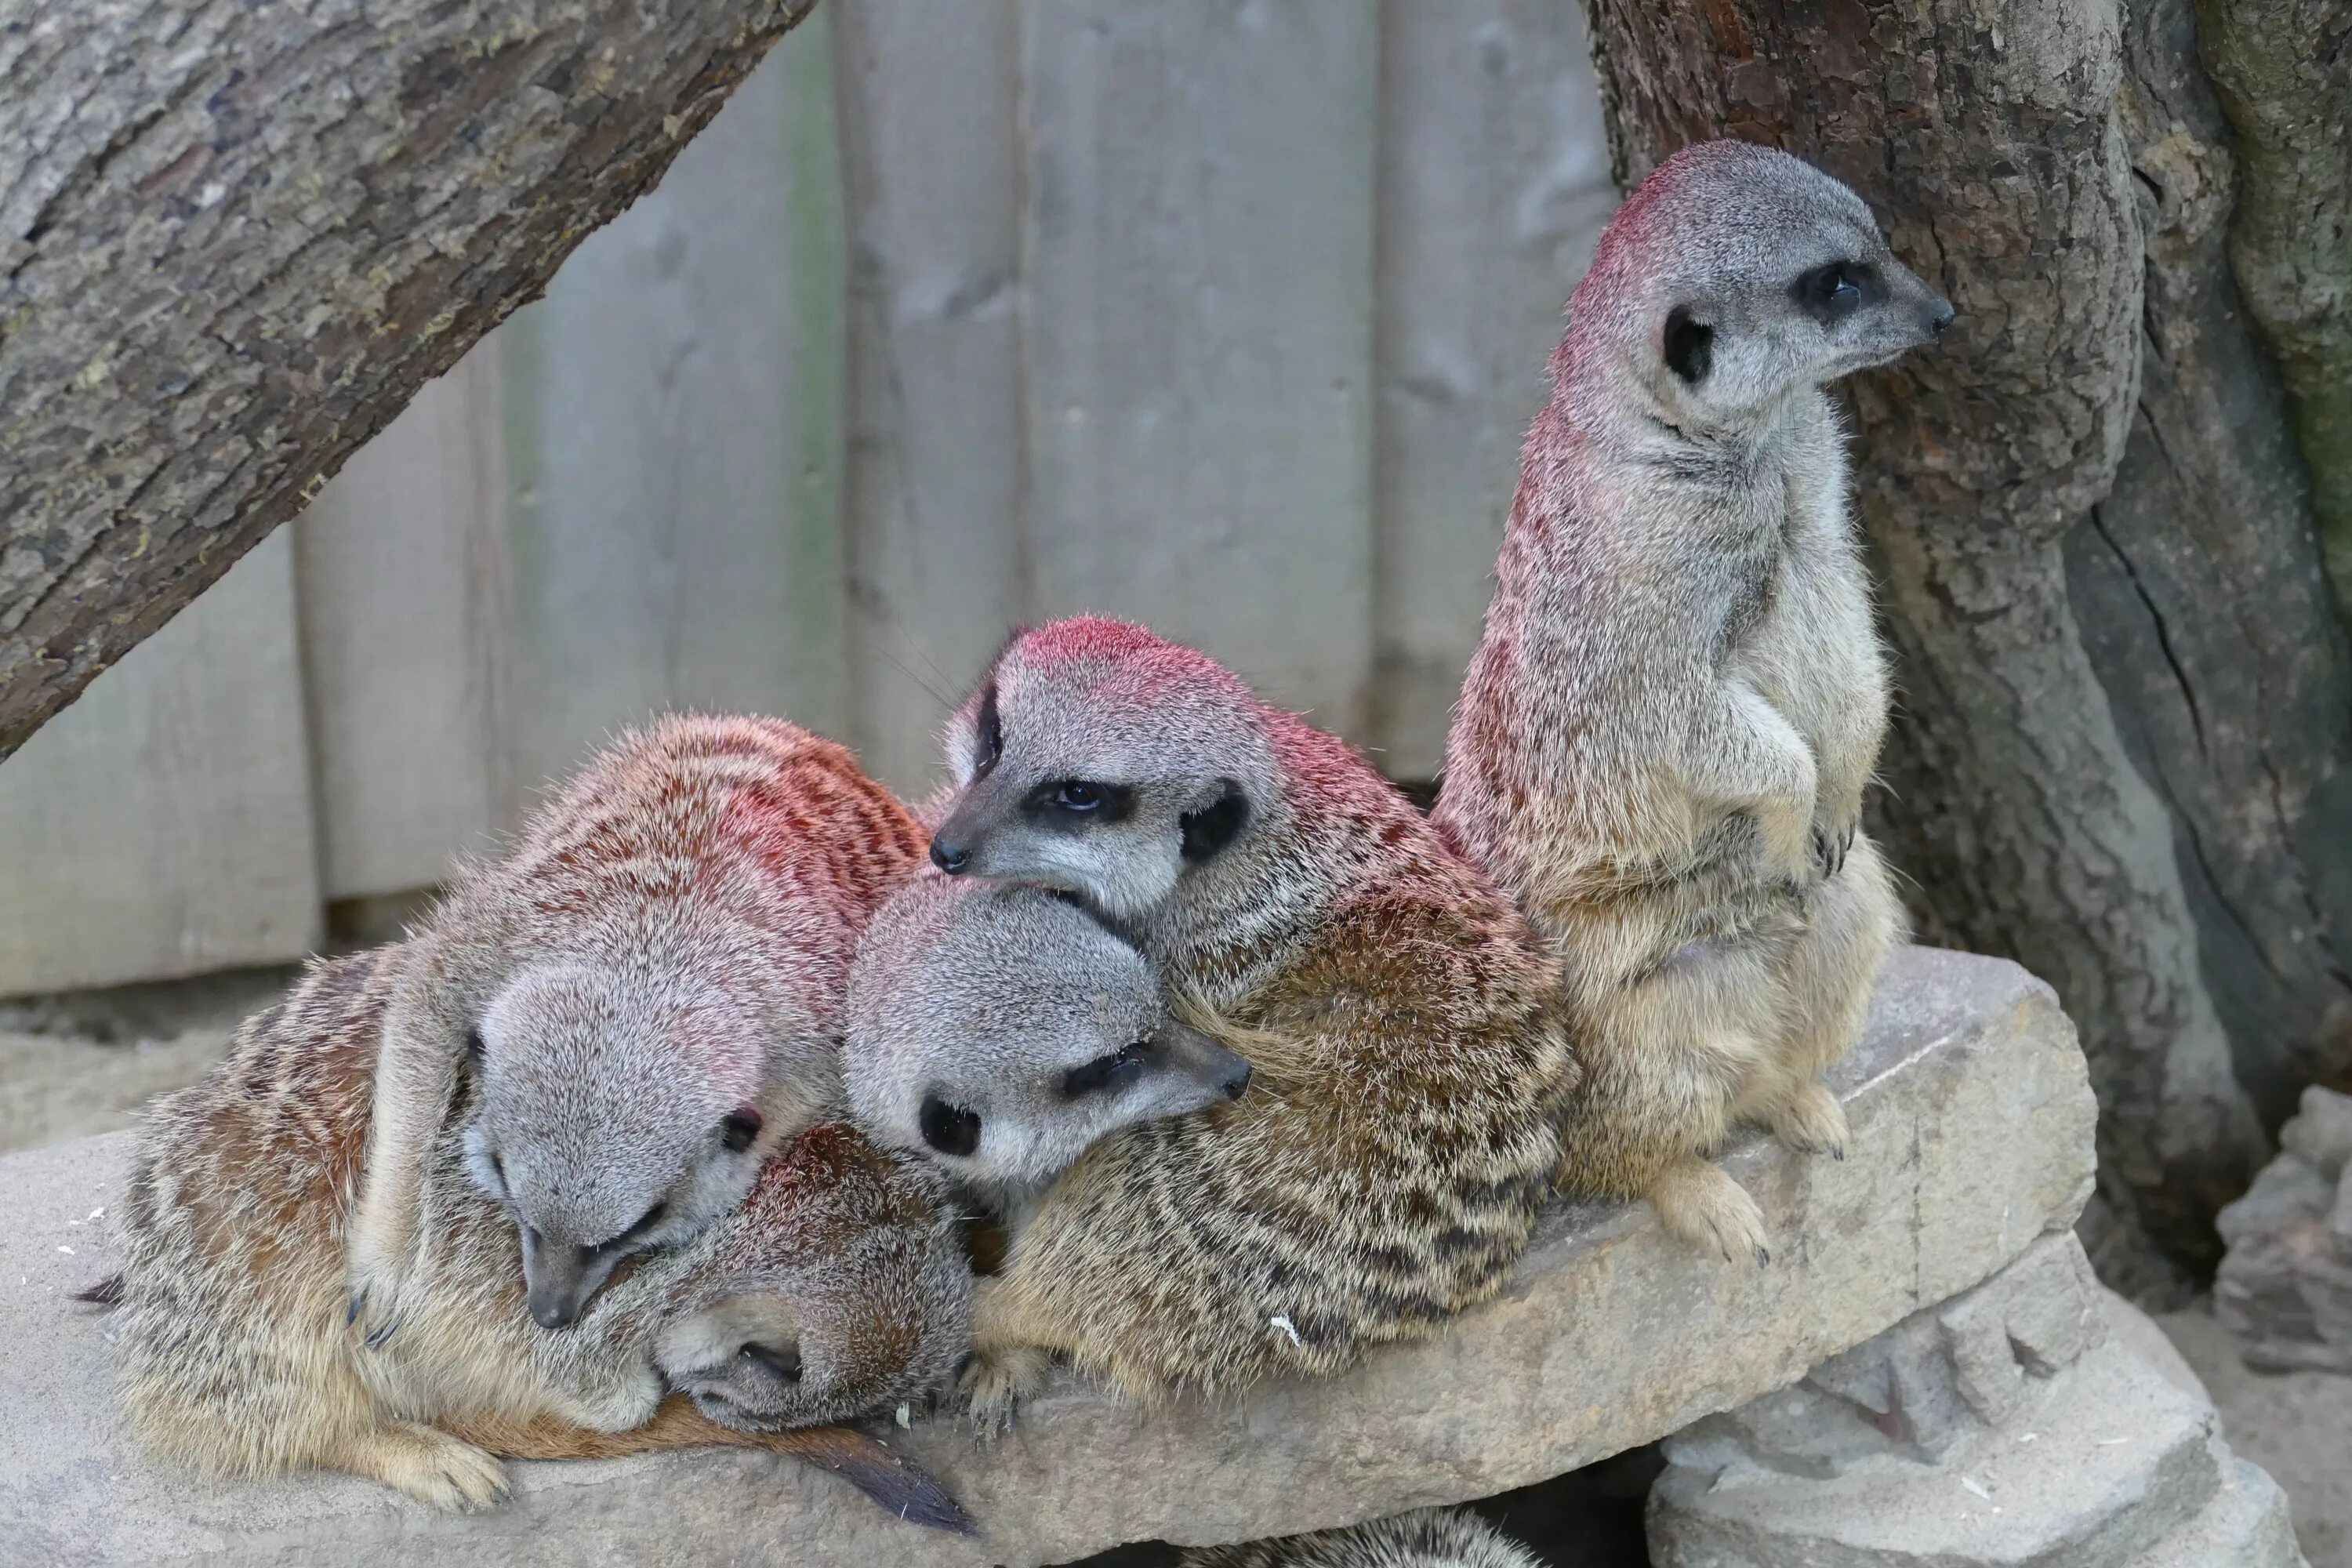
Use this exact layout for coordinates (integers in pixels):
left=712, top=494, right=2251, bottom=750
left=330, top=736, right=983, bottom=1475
left=1583, top=0, right=2352, bottom=1294
left=0, top=0, right=818, bottom=763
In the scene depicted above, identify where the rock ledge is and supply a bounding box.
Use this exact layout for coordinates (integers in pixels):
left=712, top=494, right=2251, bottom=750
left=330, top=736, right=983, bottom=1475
left=0, top=947, right=2094, bottom=1567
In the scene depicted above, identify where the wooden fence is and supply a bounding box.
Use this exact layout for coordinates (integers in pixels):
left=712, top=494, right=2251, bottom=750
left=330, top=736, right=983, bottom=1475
left=0, top=1, right=1618, bottom=996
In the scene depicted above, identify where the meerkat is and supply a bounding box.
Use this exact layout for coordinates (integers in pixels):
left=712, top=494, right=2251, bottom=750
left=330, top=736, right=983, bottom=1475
left=1178, top=1508, right=1543, bottom=1568
left=90, top=946, right=974, bottom=1527
left=842, top=869, right=1254, bottom=1232
left=922, top=615, right=1574, bottom=1417
left=1432, top=139, right=1952, bottom=1264
left=347, top=713, right=925, bottom=1338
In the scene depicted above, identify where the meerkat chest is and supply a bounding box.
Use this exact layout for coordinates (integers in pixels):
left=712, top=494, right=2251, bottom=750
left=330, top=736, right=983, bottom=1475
left=1719, top=431, right=1875, bottom=729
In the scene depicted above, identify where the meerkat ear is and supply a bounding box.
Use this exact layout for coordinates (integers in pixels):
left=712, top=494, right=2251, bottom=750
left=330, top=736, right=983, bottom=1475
left=1664, top=306, right=1714, bottom=383
left=1179, top=779, right=1250, bottom=866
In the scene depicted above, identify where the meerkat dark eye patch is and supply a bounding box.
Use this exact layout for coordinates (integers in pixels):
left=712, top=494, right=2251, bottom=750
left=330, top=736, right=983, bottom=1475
left=740, top=1341, right=803, bottom=1383
left=918, top=1094, right=982, bottom=1157
left=597, top=1200, right=669, bottom=1254
left=1791, top=260, right=1878, bottom=322
left=464, top=1027, right=486, bottom=1062
left=1663, top=307, right=1713, bottom=383
left=972, top=682, right=1003, bottom=779
left=1180, top=779, right=1250, bottom=864
left=1061, top=1041, right=1148, bottom=1098
left=1024, top=779, right=1134, bottom=824
left=719, top=1107, right=763, bottom=1152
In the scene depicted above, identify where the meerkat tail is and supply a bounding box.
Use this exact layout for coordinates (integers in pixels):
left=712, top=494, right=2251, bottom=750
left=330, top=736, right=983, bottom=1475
left=441, top=1397, right=976, bottom=1535
left=73, top=1273, right=125, bottom=1307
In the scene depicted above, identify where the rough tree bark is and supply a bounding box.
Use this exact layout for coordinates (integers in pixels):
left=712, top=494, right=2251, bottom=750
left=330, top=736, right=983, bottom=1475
left=1583, top=0, right=2352, bottom=1294
left=0, top=0, right=818, bottom=762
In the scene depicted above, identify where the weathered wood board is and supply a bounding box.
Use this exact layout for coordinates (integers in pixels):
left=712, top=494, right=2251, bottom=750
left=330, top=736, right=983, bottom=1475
left=0, top=533, right=321, bottom=996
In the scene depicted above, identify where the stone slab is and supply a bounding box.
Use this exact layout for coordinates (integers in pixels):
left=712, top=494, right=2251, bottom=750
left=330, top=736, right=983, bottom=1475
left=2216, top=1086, right=2352, bottom=1376
left=0, top=946, right=2095, bottom=1566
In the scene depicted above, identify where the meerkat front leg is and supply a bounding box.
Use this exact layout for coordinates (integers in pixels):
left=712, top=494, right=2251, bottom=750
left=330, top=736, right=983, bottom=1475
left=327, top=1420, right=510, bottom=1512
left=1683, top=677, right=1821, bottom=888
left=346, top=1004, right=464, bottom=1346
left=954, top=1278, right=1058, bottom=1436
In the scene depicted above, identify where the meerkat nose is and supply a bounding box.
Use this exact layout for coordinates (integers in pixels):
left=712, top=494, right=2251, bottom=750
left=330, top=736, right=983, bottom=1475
left=1925, top=298, right=1956, bottom=338
left=1219, top=1060, right=1254, bottom=1101
left=930, top=838, right=972, bottom=874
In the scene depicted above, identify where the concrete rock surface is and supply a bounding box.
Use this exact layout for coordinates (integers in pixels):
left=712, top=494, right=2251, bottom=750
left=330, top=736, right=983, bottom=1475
left=2216, top=1086, right=2352, bottom=1375
left=1650, top=1234, right=2310, bottom=1567
left=0, top=946, right=2092, bottom=1566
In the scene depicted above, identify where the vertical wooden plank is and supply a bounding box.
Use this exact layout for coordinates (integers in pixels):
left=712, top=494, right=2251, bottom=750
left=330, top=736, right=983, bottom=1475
left=1371, top=0, right=1619, bottom=779
left=1021, top=0, right=1381, bottom=735
left=0, top=532, right=322, bottom=994
left=503, top=20, right=848, bottom=795
left=293, top=349, right=514, bottom=899
left=833, top=0, right=1026, bottom=796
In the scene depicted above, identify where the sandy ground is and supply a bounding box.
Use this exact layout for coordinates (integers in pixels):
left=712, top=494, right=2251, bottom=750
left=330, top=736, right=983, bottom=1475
left=2161, top=1304, right=2352, bottom=1568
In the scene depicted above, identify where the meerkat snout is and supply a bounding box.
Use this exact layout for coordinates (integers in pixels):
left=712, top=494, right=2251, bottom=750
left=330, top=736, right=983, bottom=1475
left=464, top=963, right=776, bottom=1330
left=845, top=873, right=1253, bottom=1214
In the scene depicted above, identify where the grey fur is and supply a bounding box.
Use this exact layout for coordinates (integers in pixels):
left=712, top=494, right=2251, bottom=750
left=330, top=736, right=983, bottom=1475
left=843, top=872, right=1250, bottom=1226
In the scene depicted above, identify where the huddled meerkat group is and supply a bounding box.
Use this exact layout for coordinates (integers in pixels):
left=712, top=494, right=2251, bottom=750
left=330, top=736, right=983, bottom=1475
left=80, top=140, right=1949, bottom=1557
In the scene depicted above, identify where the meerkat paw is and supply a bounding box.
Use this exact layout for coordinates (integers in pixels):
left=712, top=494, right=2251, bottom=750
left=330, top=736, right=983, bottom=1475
left=1810, top=817, right=1855, bottom=880
left=1646, top=1158, right=1773, bottom=1267
left=337, top=1422, right=511, bottom=1513
left=1770, top=1082, right=1849, bottom=1161
left=343, top=1249, right=412, bottom=1351
left=955, top=1345, right=1053, bottom=1441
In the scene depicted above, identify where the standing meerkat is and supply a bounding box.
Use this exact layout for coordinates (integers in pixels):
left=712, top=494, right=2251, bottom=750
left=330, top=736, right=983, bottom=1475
left=1178, top=1508, right=1543, bottom=1568
left=93, top=946, right=973, bottom=1526
left=924, top=616, right=1574, bottom=1416
left=1434, top=139, right=1952, bottom=1262
left=843, top=870, right=1255, bottom=1234
left=347, top=713, right=925, bottom=1338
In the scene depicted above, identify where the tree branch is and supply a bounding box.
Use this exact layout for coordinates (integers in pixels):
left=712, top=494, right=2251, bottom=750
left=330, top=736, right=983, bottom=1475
left=0, top=0, right=819, bottom=760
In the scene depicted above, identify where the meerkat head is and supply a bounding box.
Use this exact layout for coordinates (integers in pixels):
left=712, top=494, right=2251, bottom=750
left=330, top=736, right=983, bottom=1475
left=1566, top=139, right=1952, bottom=433
left=842, top=876, right=1252, bottom=1206
left=653, top=1125, right=975, bottom=1428
left=462, top=962, right=775, bottom=1330
left=925, top=617, right=1284, bottom=925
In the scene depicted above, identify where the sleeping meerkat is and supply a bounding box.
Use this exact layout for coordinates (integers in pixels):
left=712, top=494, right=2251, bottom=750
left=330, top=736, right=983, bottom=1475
left=924, top=616, right=1574, bottom=1419
left=1434, top=139, right=1951, bottom=1262
left=92, top=946, right=972, bottom=1527
left=347, top=713, right=924, bottom=1338
left=842, top=869, right=1254, bottom=1233
left=1178, top=1507, right=1543, bottom=1568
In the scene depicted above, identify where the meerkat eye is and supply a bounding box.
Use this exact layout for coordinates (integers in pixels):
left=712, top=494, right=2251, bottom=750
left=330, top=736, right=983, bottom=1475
left=719, top=1107, right=763, bottom=1153
left=739, top=1341, right=803, bottom=1383
left=1794, top=261, right=1874, bottom=321
left=1028, top=779, right=1134, bottom=820
left=1061, top=1040, right=1149, bottom=1098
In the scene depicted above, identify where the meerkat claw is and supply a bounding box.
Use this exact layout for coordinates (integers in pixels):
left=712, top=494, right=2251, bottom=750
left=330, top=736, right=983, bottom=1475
left=1755, top=1246, right=1771, bottom=1268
